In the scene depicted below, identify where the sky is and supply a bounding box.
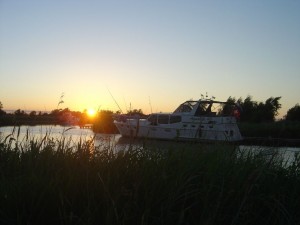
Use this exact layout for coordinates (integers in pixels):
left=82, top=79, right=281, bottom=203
left=0, top=0, right=299, bottom=118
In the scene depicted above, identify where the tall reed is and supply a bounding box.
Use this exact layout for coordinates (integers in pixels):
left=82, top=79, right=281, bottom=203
left=0, top=133, right=299, bottom=225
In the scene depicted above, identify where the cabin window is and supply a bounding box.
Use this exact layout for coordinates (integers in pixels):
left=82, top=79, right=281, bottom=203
left=194, top=104, right=207, bottom=116
left=226, top=130, right=234, bottom=136
left=149, top=114, right=181, bottom=124
left=147, top=115, right=158, bottom=125
left=170, top=116, right=181, bottom=123
left=158, top=115, right=169, bottom=124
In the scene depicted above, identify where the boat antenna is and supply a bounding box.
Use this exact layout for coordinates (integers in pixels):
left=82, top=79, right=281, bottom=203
left=97, top=105, right=101, bottom=112
left=129, top=102, right=132, bottom=116
left=148, top=96, right=153, bottom=114
left=123, top=97, right=128, bottom=112
left=107, top=87, right=123, bottom=113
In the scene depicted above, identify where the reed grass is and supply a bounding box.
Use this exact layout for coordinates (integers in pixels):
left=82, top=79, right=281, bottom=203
left=0, top=132, right=300, bottom=225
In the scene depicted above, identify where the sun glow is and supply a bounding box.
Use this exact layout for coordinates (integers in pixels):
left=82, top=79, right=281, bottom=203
left=87, top=108, right=96, bottom=117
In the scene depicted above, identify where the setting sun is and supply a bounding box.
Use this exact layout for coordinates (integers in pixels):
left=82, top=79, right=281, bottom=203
left=87, top=108, right=96, bottom=117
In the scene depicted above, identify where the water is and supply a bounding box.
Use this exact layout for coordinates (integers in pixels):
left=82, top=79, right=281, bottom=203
left=1, top=125, right=299, bottom=165
left=0, top=125, right=95, bottom=142
left=238, top=145, right=299, bottom=167
left=0, top=125, right=121, bottom=149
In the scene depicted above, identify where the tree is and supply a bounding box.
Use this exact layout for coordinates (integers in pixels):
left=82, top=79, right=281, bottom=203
left=222, top=97, right=237, bottom=116
left=93, top=110, right=118, bottom=133
left=235, top=96, right=281, bottom=122
left=50, top=109, right=62, bottom=116
left=239, top=96, right=258, bottom=122
left=286, top=104, right=300, bottom=121
left=262, top=97, right=281, bottom=122
left=127, top=109, right=145, bottom=117
left=14, top=109, right=26, bottom=116
left=0, top=101, right=6, bottom=116
left=29, top=111, right=37, bottom=117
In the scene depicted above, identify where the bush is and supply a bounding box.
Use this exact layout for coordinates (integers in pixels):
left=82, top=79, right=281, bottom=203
left=286, top=104, right=300, bottom=121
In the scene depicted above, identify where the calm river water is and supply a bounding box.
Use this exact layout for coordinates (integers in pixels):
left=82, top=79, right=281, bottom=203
left=0, top=125, right=120, bottom=149
left=1, top=125, right=299, bottom=165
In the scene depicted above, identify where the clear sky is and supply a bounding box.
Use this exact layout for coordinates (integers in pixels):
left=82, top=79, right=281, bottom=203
left=1, top=0, right=299, bottom=117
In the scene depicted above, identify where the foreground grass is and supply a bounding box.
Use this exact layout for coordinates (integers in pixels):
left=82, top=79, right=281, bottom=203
left=0, top=136, right=300, bottom=225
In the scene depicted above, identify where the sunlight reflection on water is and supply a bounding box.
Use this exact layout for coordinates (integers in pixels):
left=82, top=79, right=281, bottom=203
left=0, top=125, right=100, bottom=150
left=0, top=125, right=94, bottom=141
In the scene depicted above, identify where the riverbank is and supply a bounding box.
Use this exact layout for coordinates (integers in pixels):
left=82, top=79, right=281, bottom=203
left=1, top=135, right=300, bottom=225
left=0, top=122, right=300, bottom=147
left=2, top=112, right=300, bottom=138
left=239, top=121, right=300, bottom=139
left=241, top=137, right=300, bottom=147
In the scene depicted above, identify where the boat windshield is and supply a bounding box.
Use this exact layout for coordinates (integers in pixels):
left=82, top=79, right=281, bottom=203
left=173, top=101, right=198, bottom=113
left=173, top=100, right=240, bottom=117
left=194, top=101, right=239, bottom=117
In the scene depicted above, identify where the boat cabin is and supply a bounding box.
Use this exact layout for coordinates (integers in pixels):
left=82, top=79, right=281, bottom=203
left=147, top=114, right=182, bottom=125
left=173, top=100, right=239, bottom=117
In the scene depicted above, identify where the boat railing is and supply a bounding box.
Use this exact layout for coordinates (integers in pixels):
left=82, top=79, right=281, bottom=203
left=113, top=114, right=147, bottom=122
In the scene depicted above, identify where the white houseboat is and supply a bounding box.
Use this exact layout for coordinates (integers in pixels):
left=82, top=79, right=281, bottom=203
left=113, top=99, right=243, bottom=142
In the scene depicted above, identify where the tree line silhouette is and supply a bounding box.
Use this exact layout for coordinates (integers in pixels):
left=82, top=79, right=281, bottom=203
left=0, top=105, right=92, bottom=127
left=225, top=96, right=282, bottom=122
left=224, top=96, right=300, bottom=122
left=1, top=96, right=300, bottom=129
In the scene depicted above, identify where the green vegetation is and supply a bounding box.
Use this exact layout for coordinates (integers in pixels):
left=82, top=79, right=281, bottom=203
left=239, top=121, right=300, bottom=139
left=92, top=110, right=119, bottom=134
left=226, top=96, right=282, bottom=122
left=0, top=107, right=91, bottom=127
left=286, top=104, right=300, bottom=121
left=0, top=101, right=5, bottom=116
left=1, top=134, right=300, bottom=225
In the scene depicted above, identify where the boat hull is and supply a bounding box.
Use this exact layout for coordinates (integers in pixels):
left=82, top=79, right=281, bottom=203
left=114, top=119, right=242, bottom=142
